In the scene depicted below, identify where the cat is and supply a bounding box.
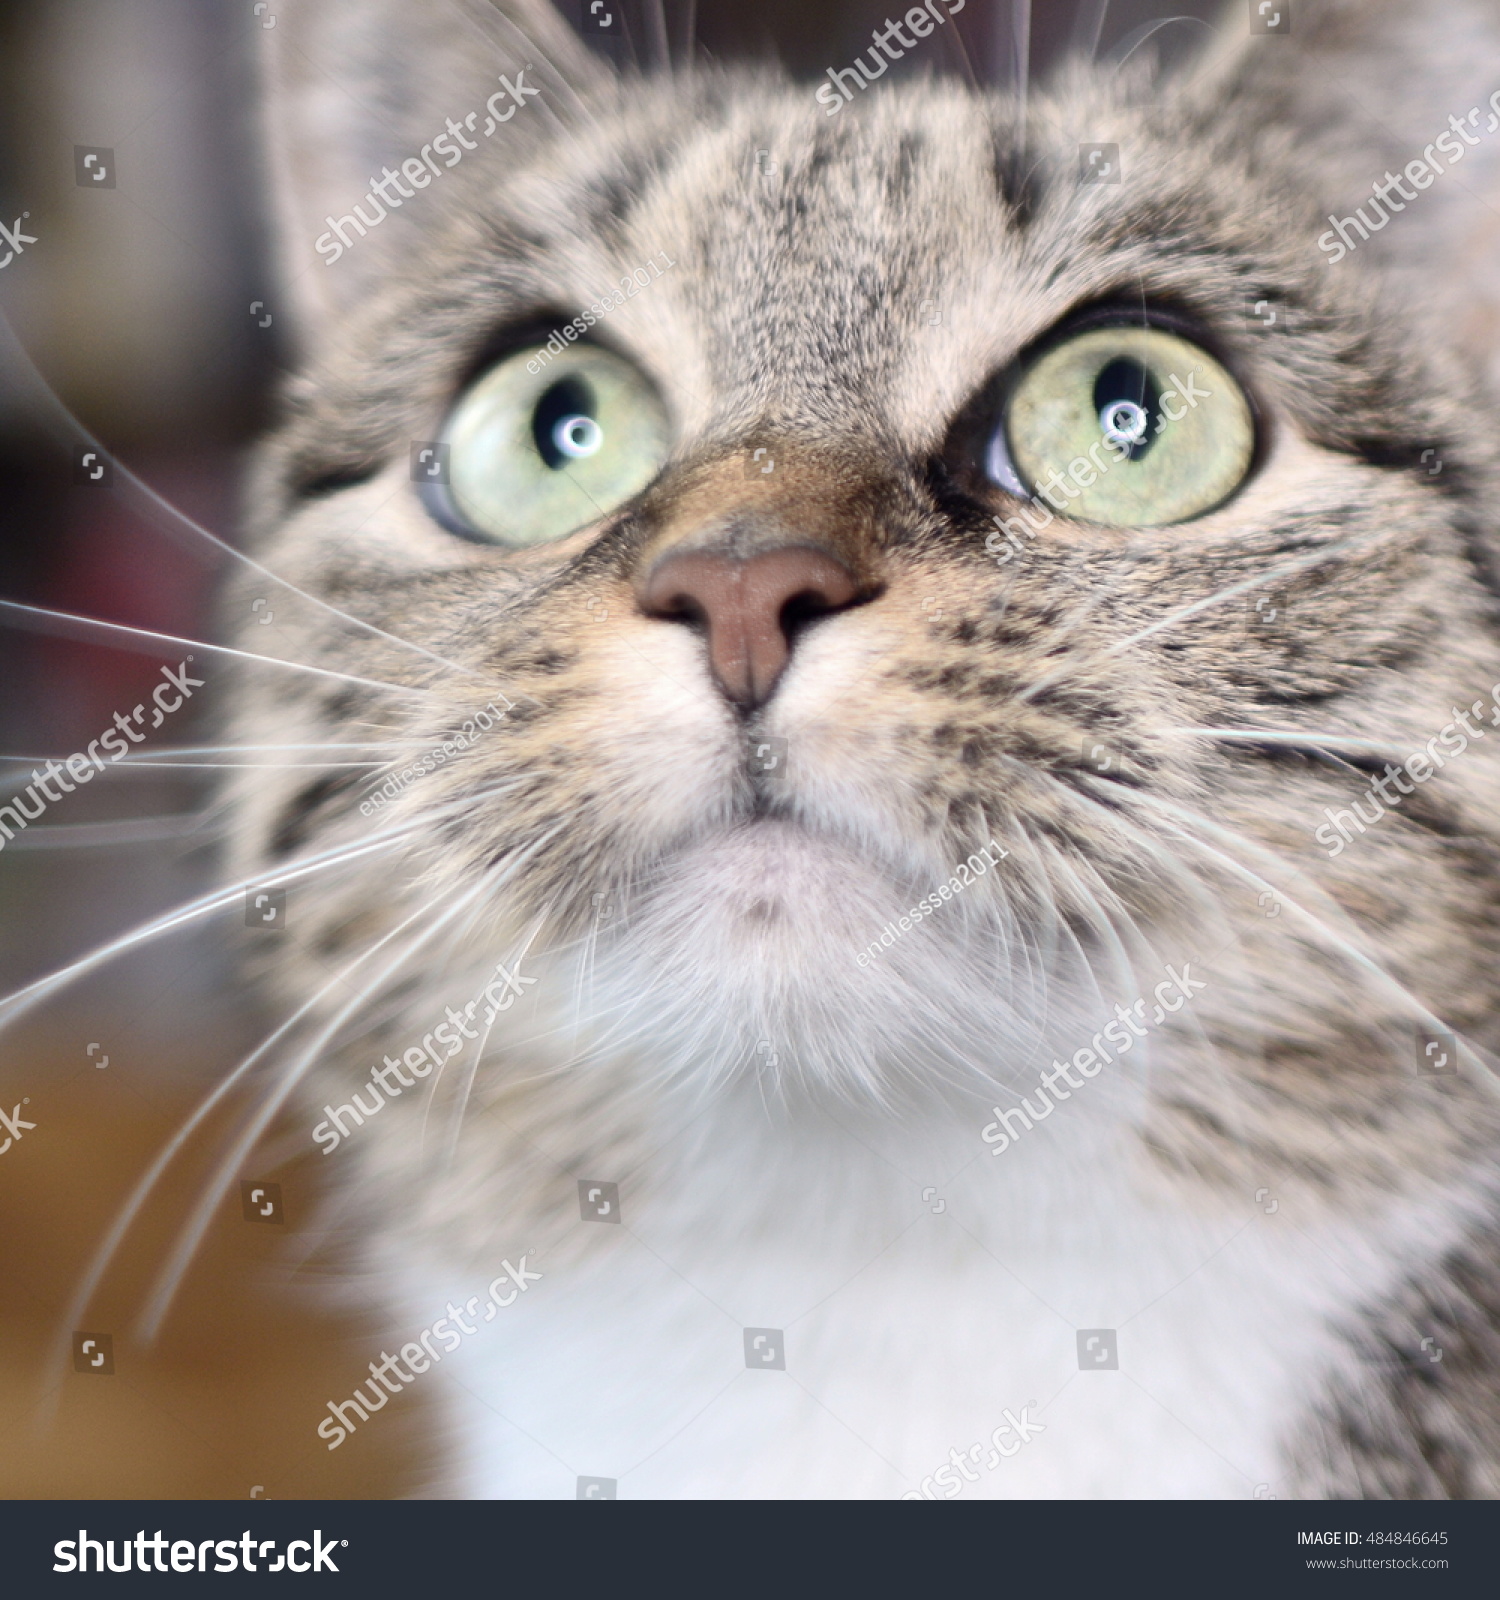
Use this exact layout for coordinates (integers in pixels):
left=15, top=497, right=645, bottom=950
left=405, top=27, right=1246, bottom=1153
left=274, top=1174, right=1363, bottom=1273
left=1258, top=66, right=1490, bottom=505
left=212, top=0, right=1500, bottom=1496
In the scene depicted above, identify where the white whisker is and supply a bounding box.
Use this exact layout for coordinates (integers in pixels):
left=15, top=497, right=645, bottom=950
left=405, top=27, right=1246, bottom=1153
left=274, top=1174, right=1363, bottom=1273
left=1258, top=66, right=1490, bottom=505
left=0, top=599, right=434, bottom=700
left=138, top=849, right=542, bottom=1340
left=1073, top=0, right=1111, bottom=61
left=1019, top=531, right=1385, bottom=703
left=435, top=901, right=556, bottom=1167
left=458, top=3, right=603, bottom=142
left=0, top=310, right=506, bottom=694
left=0, top=817, right=437, bottom=1032
left=40, top=879, right=479, bottom=1410
left=0, top=762, right=383, bottom=786
left=0, top=768, right=532, bottom=1028
left=1038, top=775, right=1268, bottom=1167
left=3, top=743, right=400, bottom=763
left=644, top=0, right=668, bottom=71
left=1127, top=788, right=1500, bottom=1094
left=1011, top=0, right=1032, bottom=136
left=0, top=815, right=216, bottom=849
left=1108, top=14, right=1216, bottom=73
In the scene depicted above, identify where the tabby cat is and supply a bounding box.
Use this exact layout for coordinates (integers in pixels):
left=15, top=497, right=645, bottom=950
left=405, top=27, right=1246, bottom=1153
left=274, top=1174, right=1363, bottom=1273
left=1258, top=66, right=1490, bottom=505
left=222, top=0, right=1500, bottom=1496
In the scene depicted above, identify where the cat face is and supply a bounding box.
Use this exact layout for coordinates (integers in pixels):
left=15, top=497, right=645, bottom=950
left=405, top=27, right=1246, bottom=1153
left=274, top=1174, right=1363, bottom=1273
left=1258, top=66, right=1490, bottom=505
left=232, top=0, right=1500, bottom=1182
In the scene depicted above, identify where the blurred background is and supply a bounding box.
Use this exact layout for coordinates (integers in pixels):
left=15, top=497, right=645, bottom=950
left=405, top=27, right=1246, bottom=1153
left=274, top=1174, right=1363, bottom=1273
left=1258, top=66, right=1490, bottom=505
left=0, top=0, right=1219, bottom=1499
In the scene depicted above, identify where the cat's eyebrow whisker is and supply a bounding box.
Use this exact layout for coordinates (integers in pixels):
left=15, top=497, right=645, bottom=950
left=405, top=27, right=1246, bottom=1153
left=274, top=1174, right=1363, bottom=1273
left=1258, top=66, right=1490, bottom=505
left=1107, top=13, right=1217, bottom=73
left=1011, top=0, right=1032, bottom=137
left=0, top=313, right=506, bottom=696
left=1018, top=530, right=1386, bottom=704
left=0, top=600, right=435, bottom=701
left=456, top=4, right=602, bottom=141
left=643, top=0, right=669, bottom=72
left=1073, top=0, right=1112, bottom=61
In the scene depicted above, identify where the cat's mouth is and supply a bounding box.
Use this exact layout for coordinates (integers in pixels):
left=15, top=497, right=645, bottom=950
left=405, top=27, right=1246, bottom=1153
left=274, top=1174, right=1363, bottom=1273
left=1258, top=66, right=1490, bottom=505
left=606, top=689, right=941, bottom=941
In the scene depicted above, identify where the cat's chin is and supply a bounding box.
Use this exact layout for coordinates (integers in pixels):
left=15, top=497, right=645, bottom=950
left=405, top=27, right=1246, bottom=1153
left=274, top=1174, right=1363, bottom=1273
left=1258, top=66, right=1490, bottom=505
left=561, top=818, right=1065, bottom=1101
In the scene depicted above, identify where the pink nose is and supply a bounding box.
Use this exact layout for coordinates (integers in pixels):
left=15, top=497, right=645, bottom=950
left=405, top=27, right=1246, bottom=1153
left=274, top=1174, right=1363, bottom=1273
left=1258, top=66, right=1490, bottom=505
left=638, top=545, right=861, bottom=708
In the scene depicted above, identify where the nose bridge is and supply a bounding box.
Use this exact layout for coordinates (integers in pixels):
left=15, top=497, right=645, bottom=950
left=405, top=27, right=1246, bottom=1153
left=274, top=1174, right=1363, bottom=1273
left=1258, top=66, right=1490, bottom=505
left=634, top=445, right=883, bottom=572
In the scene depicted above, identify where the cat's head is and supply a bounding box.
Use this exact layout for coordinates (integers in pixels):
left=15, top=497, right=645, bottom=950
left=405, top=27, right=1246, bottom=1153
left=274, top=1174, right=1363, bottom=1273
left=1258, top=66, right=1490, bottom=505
left=231, top=0, right=1500, bottom=1185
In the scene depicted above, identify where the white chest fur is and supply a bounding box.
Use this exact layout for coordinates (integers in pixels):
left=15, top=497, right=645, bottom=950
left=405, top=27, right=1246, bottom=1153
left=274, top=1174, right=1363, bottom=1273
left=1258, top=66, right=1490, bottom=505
left=394, top=1081, right=1478, bottom=1500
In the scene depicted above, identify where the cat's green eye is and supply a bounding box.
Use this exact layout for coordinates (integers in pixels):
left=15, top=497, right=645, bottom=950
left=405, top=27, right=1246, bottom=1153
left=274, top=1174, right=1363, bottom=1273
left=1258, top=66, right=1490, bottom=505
left=991, top=326, right=1254, bottom=527
left=430, top=344, right=671, bottom=545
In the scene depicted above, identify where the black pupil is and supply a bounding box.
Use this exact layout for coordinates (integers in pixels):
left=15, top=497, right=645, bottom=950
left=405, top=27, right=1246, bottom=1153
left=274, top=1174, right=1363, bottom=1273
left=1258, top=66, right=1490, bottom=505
left=1092, top=357, right=1162, bottom=461
left=532, top=376, right=596, bottom=470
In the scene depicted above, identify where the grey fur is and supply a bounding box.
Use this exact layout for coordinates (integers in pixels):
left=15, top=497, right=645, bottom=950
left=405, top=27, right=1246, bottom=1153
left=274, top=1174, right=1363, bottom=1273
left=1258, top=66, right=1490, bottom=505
left=228, top=0, right=1500, bottom=1496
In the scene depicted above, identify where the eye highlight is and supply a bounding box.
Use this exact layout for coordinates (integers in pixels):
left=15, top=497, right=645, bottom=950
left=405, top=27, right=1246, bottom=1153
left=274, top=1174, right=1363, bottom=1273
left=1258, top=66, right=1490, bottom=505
left=987, top=325, right=1255, bottom=527
left=424, top=343, right=672, bottom=546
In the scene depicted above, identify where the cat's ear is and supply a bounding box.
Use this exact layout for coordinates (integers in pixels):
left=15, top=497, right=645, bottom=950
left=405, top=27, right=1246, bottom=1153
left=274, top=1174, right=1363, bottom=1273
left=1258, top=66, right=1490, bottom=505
left=258, top=0, right=608, bottom=345
left=1191, top=0, right=1500, bottom=396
